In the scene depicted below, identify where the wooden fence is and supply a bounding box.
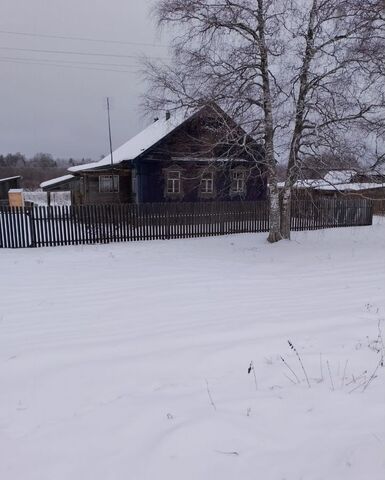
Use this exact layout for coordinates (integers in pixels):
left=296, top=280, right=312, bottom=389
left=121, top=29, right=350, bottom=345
left=373, top=198, right=385, bottom=215
left=0, top=199, right=372, bottom=248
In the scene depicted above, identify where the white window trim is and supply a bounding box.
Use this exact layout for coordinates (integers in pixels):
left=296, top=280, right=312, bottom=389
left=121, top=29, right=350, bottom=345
left=200, top=171, right=214, bottom=194
left=99, top=175, right=119, bottom=193
left=231, top=170, right=246, bottom=193
left=166, top=170, right=181, bottom=194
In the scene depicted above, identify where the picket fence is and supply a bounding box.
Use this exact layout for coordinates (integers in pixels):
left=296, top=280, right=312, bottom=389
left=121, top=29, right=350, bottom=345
left=0, top=199, right=372, bottom=248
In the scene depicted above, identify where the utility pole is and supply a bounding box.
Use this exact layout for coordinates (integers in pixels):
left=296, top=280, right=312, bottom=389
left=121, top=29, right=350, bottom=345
left=106, top=97, right=119, bottom=203
left=106, top=97, right=114, bottom=169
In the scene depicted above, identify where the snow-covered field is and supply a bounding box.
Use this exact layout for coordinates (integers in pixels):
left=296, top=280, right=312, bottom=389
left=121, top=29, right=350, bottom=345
left=1, top=220, right=384, bottom=480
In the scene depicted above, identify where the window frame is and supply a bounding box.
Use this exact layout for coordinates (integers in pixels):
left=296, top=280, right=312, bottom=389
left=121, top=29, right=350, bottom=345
left=166, top=170, right=182, bottom=195
left=231, top=169, right=247, bottom=194
left=98, top=175, right=119, bottom=193
left=200, top=170, right=214, bottom=195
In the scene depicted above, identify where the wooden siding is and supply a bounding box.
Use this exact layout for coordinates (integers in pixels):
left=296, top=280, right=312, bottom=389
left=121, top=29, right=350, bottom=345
left=135, top=111, right=266, bottom=203
left=80, top=169, right=132, bottom=204
left=74, top=108, right=267, bottom=205
left=138, top=160, right=266, bottom=203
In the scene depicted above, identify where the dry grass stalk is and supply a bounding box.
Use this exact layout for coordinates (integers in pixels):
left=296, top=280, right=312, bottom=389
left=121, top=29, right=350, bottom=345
left=288, top=341, right=311, bottom=388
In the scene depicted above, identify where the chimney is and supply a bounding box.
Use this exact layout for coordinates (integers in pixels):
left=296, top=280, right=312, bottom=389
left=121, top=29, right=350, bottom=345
left=165, top=110, right=171, bottom=121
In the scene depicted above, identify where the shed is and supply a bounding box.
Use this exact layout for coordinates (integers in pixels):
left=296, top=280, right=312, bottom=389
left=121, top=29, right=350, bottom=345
left=40, top=174, right=80, bottom=204
left=0, top=176, right=22, bottom=205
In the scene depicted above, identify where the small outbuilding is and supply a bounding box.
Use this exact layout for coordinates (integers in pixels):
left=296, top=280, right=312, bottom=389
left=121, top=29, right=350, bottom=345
left=0, top=176, right=21, bottom=205
left=40, top=174, right=80, bottom=205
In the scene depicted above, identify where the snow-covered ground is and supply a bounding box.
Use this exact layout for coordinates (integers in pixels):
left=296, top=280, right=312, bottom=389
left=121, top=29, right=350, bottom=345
left=1, top=220, right=384, bottom=480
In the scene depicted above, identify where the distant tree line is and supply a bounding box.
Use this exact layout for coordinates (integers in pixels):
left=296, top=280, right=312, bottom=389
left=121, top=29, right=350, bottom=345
left=0, top=153, right=91, bottom=189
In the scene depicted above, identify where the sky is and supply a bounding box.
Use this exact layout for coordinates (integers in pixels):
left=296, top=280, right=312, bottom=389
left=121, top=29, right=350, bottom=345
left=0, top=0, right=169, bottom=160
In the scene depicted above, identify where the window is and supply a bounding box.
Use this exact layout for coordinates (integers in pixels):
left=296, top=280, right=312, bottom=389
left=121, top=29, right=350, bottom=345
left=99, top=175, right=119, bottom=193
left=200, top=171, right=214, bottom=194
left=166, top=170, right=181, bottom=194
left=231, top=170, right=246, bottom=193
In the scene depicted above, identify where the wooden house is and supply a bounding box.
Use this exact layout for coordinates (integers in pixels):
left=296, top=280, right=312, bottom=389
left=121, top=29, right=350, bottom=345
left=42, top=104, right=267, bottom=205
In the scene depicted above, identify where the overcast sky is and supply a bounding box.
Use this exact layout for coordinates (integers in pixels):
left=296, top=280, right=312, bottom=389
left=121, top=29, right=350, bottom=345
left=0, top=0, right=169, bottom=160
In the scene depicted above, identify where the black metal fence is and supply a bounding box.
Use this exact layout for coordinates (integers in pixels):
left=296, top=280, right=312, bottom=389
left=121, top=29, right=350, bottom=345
left=0, top=199, right=373, bottom=248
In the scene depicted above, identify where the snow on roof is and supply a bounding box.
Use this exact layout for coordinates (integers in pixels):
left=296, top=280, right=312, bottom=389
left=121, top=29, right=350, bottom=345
left=323, top=170, right=357, bottom=184
left=277, top=179, right=325, bottom=189
left=317, top=182, right=385, bottom=192
left=40, top=174, right=74, bottom=189
left=277, top=171, right=358, bottom=190
left=0, top=175, right=21, bottom=183
left=277, top=178, right=385, bottom=192
left=69, top=109, right=203, bottom=173
left=170, top=156, right=249, bottom=163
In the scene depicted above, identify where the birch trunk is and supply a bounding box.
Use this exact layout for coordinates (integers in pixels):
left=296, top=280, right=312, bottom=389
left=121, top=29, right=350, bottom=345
left=268, top=175, right=282, bottom=243
left=281, top=0, right=318, bottom=239
left=280, top=187, right=292, bottom=239
left=257, top=0, right=282, bottom=243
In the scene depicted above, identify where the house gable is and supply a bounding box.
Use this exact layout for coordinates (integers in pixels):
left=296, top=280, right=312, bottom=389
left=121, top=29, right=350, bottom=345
left=58, top=102, right=267, bottom=204
left=69, top=103, right=262, bottom=173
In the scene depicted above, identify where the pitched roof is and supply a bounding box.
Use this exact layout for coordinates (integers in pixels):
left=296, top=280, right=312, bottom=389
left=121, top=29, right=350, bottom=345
left=69, top=108, right=205, bottom=173
left=316, top=182, right=385, bottom=192
left=40, top=174, right=74, bottom=189
left=277, top=179, right=326, bottom=189
left=277, top=169, right=385, bottom=192
left=323, top=170, right=357, bottom=184
left=0, top=175, right=21, bottom=183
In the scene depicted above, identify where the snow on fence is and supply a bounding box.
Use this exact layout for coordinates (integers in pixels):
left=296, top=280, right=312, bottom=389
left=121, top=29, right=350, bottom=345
left=0, top=199, right=373, bottom=248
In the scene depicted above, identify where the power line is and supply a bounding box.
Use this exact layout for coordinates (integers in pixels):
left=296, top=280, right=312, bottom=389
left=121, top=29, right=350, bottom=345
left=0, top=29, right=168, bottom=48
left=0, top=57, right=138, bottom=74
left=0, top=46, right=165, bottom=60
left=0, top=55, right=138, bottom=69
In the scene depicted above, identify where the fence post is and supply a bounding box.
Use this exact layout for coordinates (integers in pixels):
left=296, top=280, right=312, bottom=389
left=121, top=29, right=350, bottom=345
left=369, top=200, right=374, bottom=225
left=28, top=207, right=37, bottom=248
left=166, top=205, right=170, bottom=240
left=0, top=207, right=3, bottom=248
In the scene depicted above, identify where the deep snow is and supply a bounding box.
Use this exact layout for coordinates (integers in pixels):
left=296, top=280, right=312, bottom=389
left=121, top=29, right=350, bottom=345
left=0, top=220, right=384, bottom=480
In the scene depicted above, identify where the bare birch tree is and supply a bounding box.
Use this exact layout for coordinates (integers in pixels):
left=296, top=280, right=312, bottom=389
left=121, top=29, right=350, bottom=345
left=143, top=0, right=385, bottom=241
left=144, top=0, right=285, bottom=242
left=279, top=0, right=385, bottom=238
